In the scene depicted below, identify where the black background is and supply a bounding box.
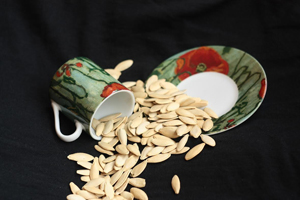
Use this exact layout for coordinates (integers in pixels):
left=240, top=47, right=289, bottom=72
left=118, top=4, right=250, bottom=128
left=1, top=0, right=300, bottom=199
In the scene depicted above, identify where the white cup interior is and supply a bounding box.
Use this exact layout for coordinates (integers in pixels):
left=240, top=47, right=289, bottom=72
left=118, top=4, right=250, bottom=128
left=89, top=90, right=135, bottom=140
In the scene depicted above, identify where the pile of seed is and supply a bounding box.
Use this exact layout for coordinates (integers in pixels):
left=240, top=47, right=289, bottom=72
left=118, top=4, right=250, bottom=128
left=66, top=60, right=217, bottom=200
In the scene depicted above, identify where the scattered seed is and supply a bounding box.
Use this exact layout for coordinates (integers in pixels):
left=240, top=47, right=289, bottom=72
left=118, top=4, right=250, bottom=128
left=130, top=187, right=148, bottom=200
left=114, top=59, right=133, bottom=72
left=129, top=178, right=146, bottom=188
left=69, top=182, right=80, bottom=194
left=66, top=194, right=85, bottom=200
left=200, top=134, right=216, bottom=147
left=67, top=153, right=94, bottom=162
left=185, top=143, right=205, bottom=160
left=171, top=175, right=180, bottom=194
left=147, top=153, right=171, bottom=163
left=177, top=134, right=189, bottom=152
left=202, top=119, right=214, bottom=131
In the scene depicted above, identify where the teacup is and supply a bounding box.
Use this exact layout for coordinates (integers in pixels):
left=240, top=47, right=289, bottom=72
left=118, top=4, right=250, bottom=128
left=49, top=57, right=135, bottom=142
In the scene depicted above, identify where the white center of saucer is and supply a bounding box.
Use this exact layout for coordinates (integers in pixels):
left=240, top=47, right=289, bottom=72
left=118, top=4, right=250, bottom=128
left=177, top=72, right=239, bottom=117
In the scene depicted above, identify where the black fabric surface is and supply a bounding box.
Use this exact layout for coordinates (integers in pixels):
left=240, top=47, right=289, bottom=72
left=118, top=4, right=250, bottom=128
left=1, top=0, right=300, bottom=199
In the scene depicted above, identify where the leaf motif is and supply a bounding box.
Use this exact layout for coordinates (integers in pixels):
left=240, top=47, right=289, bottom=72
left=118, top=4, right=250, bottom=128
left=63, top=76, right=76, bottom=85
left=222, top=46, right=231, bottom=55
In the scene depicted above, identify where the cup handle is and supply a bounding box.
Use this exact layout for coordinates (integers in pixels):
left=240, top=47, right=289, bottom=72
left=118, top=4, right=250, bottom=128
left=51, top=100, right=84, bottom=142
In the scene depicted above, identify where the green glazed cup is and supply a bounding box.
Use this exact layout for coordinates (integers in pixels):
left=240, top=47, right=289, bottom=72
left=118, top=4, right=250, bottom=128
left=49, top=57, right=135, bottom=142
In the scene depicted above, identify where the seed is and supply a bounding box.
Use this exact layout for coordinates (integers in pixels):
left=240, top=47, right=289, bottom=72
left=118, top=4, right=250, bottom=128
left=131, top=85, right=145, bottom=92
left=128, top=136, right=141, bottom=143
left=114, top=59, right=133, bottom=72
left=190, top=125, right=201, bottom=138
left=204, top=107, right=218, bottom=118
left=154, top=124, right=163, bottom=132
left=200, top=134, right=216, bottom=147
left=140, top=107, right=150, bottom=115
left=130, top=187, right=148, bottom=200
left=99, top=113, right=122, bottom=122
left=95, top=122, right=105, bottom=136
left=147, top=153, right=171, bottom=163
left=167, top=102, right=180, bottom=111
left=147, top=146, right=165, bottom=156
left=128, top=111, right=142, bottom=121
left=103, top=155, right=117, bottom=163
left=149, top=79, right=165, bottom=91
left=163, top=120, right=183, bottom=126
left=136, top=121, right=150, bottom=135
left=157, top=111, right=177, bottom=119
left=127, top=143, right=141, bottom=156
left=148, top=92, right=171, bottom=99
left=110, top=169, right=124, bottom=185
left=83, top=176, right=105, bottom=188
left=92, top=118, right=101, bottom=129
left=115, top=178, right=130, bottom=195
left=142, top=129, right=156, bottom=137
left=140, top=146, right=153, bottom=160
left=83, top=186, right=105, bottom=195
left=67, top=153, right=94, bottom=162
left=77, top=161, right=92, bottom=169
left=177, top=134, right=189, bottom=152
left=69, top=182, right=80, bottom=194
left=115, top=154, right=129, bottom=167
left=103, top=161, right=115, bottom=174
left=175, top=108, right=195, bottom=118
left=116, top=144, right=129, bottom=155
left=129, top=178, right=146, bottom=188
left=104, top=180, right=115, bottom=199
left=77, top=190, right=97, bottom=199
left=189, top=108, right=211, bottom=119
left=185, top=143, right=205, bottom=160
left=102, top=119, right=114, bottom=135
left=66, top=194, right=85, bottom=200
left=162, top=143, right=177, bottom=153
left=160, top=81, right=177, bottom=89
left=121, top=191, right=134, bottom=200
left=159, top=127, right=179, bottom=138
left=179, top=116, right=197, bottom=125
left=76, top=169, right=90, bottom=176
left=155, top=98, right=173, bottom=104
left=98, top=141, right=115, bottom=151
left=133, top=92, right=148, bottom=99
left=114, top=169, right=131, bottom=189
left=150, top=104, right=164, bottom=112
left=171, top=146, right=190, bottom=155
left=90, top=158, right=99, bottom=180
left=197, top=119, right=205, bottom=128
left=131, top=160, right=147, bottom=178
left=80, top=176, right=90, bottom=182
left=180, top=98, right=195, bottom=107
left=122, top=81, right=136, bottom=88
left=123, top=155, right=139, bottom=171
left=152, top=137, right=175, bottom=146
left=202, top=119, right=214, bottom=131
left=171, top=89, right=187, bottom=97
left=117, top=128, right=127, bottom=145
left=136, top=98, right=153, bottom=107
left=113, top=116, right=127, bottom=130
left=171, top=175, right=180, bottom=194
left=176, top=124, right=187, bottom=136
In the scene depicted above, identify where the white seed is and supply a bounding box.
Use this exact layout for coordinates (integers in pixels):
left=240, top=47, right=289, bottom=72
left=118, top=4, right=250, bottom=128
left=189, top=108, right=211, bottom=119
left=179, top=116, right=197, bottom=125
left=142, top=129, right=156, bottom=138
left=67, top=153, right=94, bottom=162
left=98, top=141, right=115, bottom=151
left=69, top=182, right=80, bottom=194
left=147, top=153, right=171, bottom=163
left=130, top=187, right=148, bottom=200
left=163, top=120, right=183, bottom=126
left=80, top=175, right=90, bottom=182
left=127, top=143, right=141, bottom=156
left=175, top=108, right=195, bottom=118
left=76, top=169, right=90, bottom=176
left=131, top=160, right=148, bottom=178
left=90, top=158, right=99, bottom=180
left=136, top=121, right=150, bottom=135
left=180, top=98, right=195, bottom=107
left=150, top=104, right=164, bottom=112
left=140, top=146, right=154, bottom=160
left=121, top=191, right=134, bottom=200
left=162, top=143, right=177, bottom=153
left=128, top=136, right=141, bottom=143
left=167, top=102, right=180, bottom=111
left=129, top=178, right=146, bottom=188
left=152, top=137, right=175, bottom=146
left=200, top=134, right=216, bottom=147
left=116, top=144, right=129, bottom=155
left=66, top=194, right=85, bottom=200
left=102, top=120, right=114, bottom=135
left=77, top=161, right=92, bottom=169
left=103, top=161, right=115, bottom=174
left=202, top=119, right=214, bottom=131
left=190, top=125, right=201, bottom=138
left=76, top=190, right=97, bottom=199
left=114, top=169, right=131, bottom=189
left=110, top=169, right=124, bottom=185
left=204, top=107, right=219, bottom=118
left=185, top=143, right=205, bottom=160
left=123, top=155, right=139, bottom=171
left=171, top=146, right=190, bottom=154
left=117, top=128, right=127, bottom=145
left=92, top=118, right=101, bottom=129
left=171, top=175, right=180, bottom=194
left=104, top=180, right=115, bottom=199
left=133, top=92, right=148, bottom=99
left=99, top=113, right=122, bottom=122
left=159, top=127, right=179, bottom=138
left=115, top=154, right=129, bottom=167
left=147, top=146, right=165, bottom=156
left=96, top=122, right=105, bottom=136
left=103, top=155, right=117, bottom=163
left=115, top=59, right=133, bottom=72
left=177, top=134, right=189, bottom=152
left=176, top=124, right=187, bottom=136
left=83, top=186, right=105, bottom=195
left=122, top=81, right=136, bottom=88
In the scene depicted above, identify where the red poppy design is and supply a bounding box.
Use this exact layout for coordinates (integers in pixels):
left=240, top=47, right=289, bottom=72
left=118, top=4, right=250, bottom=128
left=55, top=62, right=83, bottom=77
left=175, top=47, right=229, bottom=81
left=258, top=78, right=266, bottom=99
left=100, top=83, right=128, bottom=98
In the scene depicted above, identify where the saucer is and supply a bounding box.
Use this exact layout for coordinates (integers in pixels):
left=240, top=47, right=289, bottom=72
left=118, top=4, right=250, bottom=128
left=149, top=46, right=267, bottom=135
